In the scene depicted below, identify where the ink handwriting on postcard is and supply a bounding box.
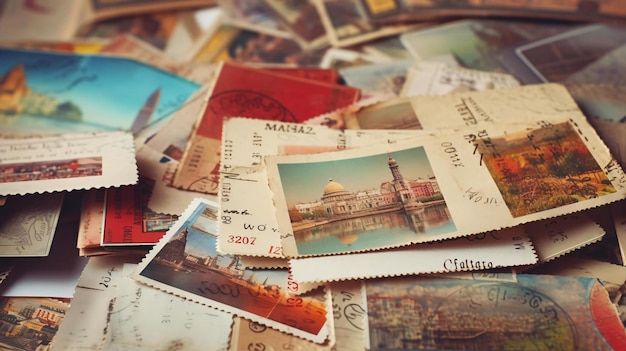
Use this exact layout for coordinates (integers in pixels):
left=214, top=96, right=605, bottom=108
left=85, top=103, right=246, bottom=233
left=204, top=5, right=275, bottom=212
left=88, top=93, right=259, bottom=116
left=0, top=131, right=137, bottom=196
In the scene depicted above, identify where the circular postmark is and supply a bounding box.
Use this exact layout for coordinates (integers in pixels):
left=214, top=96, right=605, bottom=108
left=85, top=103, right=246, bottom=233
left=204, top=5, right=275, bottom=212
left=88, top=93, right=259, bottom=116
left=426, top=282, right=577, bottom=350
left=208, top=90, right=297, bottom=123
left=248, top=320, right=267, bottom=333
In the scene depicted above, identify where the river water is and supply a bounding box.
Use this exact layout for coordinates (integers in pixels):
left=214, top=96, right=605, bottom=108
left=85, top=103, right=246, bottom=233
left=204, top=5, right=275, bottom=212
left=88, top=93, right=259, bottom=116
left=294, top=204, right=456, bottom=255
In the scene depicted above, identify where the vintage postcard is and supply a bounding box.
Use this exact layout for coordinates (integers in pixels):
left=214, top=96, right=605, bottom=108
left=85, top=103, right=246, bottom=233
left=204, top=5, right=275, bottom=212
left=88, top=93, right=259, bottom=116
left=104, top=263, right=233, bottom=351
left=101, top=177, right=177, bottom=246
left=288, top=227, right=536, bottom=284
left=78, top=9, right=178, bottom=50
left=399, top=61, right=520, bottom=97
left=218, top=0, right=292, bottom=39
left=52, top=256, right=130, bottom=350
left=172, top=62, right=360, bottom=195
left=0, top=48, right=199, bottom=134
left=361, top=274, right=626, bottom=351
left=0, top=192, right=64, bottom=257
left=132, top=198, right=331, bottom=343
left=191, top=24, right=324, bottom=67
left=362, top=36, right=412, bottom=60
left=339, top=59, right=415, bottom=95
left=358, top=0, right=626, bottom=24
left=0, top=296, right=69, bottom=350
left=400, top=19, right=574, bottom=72
left=526, top=212, right=606, bottom=264
left=314, top=0, right=422, bottom=48
left=328, top=280, right=369, bottom=351
left=266, top=118, right=625, bottom=258
left=510, top=24, right=626, bottom=123
left=262, top=0, right=328, bottom=48
left=319, top=48, right=392, bottom=70
left=217, top=118, right=427, bottom=258
left=513, top=24, right=626, bottom=83
left=344, top=83, right=581, bottom=131
left=0, top=131, right=137, bottom=196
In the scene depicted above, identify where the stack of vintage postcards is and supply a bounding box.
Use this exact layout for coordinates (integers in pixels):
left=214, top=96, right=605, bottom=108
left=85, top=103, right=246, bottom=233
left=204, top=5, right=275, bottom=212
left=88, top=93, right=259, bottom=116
left=1, top=1, right=626, bottom=350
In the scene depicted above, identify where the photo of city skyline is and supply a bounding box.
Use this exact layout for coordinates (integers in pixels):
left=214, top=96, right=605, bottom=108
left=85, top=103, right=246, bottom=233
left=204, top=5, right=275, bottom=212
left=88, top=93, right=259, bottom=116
left=276, top=146, right=457, bottom=256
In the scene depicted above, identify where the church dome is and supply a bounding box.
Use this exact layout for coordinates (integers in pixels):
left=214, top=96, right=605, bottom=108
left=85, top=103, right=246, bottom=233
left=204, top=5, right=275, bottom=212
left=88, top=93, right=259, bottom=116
left=323, top=178, right=345, bottom=195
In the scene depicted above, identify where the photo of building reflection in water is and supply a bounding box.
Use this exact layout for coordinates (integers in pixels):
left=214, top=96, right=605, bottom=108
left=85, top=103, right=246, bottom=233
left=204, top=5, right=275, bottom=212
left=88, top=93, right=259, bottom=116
left=278, top=147, right=457, bottom=255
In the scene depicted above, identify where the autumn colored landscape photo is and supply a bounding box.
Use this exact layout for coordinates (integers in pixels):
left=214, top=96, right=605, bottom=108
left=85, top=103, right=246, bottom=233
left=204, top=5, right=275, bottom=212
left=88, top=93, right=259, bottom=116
left=478, top=122, right=615, bottom=217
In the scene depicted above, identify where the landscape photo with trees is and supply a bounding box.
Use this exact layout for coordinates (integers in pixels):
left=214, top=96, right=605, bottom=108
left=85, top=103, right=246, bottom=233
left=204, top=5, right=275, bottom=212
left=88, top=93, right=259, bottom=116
left=478, top=122, right=616, bottom=217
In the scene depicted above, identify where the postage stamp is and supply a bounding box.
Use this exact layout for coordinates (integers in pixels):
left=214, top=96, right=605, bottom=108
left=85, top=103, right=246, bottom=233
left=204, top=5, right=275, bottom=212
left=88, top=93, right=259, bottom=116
left=0, top=192, right=64, bottom=256
left=288, top=227, right=536, bottom=284
left=265, top=117, right=625, bottom=258
left=0, top=131, right=137, bottom=196
left=131, top=198, right=331, bottom=343
left=361, top=274, right=626, bottom=351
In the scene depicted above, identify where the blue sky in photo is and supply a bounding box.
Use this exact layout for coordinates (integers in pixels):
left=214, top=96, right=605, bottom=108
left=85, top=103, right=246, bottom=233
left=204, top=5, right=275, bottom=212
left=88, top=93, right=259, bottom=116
left=0, top=48, right=200, bottom=130
left=277, top=146, right=435, bottom=206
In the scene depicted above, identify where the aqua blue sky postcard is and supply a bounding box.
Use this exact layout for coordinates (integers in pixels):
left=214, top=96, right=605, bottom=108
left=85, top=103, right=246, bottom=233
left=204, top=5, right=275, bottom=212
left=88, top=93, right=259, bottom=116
left=0, top=48, right=200, bottom=134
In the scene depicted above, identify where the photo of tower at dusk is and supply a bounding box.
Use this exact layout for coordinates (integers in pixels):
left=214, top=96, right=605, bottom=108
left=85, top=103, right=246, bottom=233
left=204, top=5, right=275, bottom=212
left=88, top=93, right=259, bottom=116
left=278, top=147, right=457, bottom=255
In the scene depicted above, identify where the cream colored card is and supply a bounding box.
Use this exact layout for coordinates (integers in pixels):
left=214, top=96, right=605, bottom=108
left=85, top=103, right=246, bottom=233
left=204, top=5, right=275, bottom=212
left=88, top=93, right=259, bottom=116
left=52, top=256, right=132, bottom=351
left=400, top=61, right=520, bottom=97
left=103, top=263, right=233, bottom=351
left=526, top=212, right=606, bottom=264
left=343, top=83, right=580, bottom=130
left=266, top=118, right=624, bottom=258
left=288, top=227, right=536, bottom=284
left=0, top=131, right=137, bottom=196
left=0, top=192, right=64, bottom=256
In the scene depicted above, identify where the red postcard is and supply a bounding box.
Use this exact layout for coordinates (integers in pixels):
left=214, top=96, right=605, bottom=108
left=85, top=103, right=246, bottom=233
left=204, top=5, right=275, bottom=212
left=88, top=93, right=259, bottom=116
left=172, top=62, right=360, bottom=194
left=103, top=177, right=177, bottom=245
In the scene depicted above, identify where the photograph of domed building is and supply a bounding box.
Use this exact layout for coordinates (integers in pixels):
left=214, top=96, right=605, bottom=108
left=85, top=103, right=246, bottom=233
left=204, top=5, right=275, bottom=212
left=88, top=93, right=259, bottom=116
left=276, top=146, right=457, bottom=256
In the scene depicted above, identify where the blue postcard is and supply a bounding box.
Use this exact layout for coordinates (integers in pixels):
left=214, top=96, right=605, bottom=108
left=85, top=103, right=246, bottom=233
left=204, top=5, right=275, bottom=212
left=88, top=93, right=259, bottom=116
left=0, top=48, right=199, bottom=134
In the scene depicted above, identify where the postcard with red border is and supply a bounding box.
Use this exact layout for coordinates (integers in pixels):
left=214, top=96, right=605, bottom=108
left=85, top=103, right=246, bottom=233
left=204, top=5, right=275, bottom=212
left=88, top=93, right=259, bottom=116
left=172, top=62, right=360, bottom=195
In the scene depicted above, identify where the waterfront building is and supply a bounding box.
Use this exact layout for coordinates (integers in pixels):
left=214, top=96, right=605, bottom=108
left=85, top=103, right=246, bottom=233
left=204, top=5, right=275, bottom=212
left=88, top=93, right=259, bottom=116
left=291, top=153, right=442, bottom=221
